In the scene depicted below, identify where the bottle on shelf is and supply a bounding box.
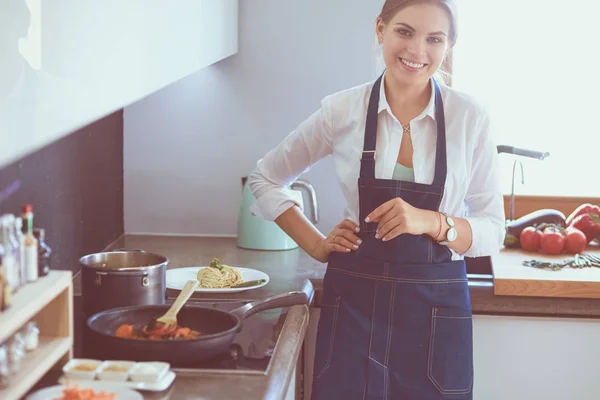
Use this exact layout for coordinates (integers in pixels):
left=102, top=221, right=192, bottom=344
left=33, top=228, right=51, bottom=277
left=0, top=245, right=11, bottom=312
left=14, top=217, right=25, bottom=288
left=3, top=215, right=21, bottom=292
left=0, top=217, right=17, bottom=297
left=21, top=205, right=38, bottom=283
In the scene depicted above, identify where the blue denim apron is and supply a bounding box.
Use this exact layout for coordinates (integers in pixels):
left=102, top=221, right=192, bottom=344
left=311, top=74, right=473, bottom=400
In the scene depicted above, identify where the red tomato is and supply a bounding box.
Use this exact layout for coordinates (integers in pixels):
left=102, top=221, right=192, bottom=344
left=540, top=227, right=565, bottom=255
left=519, top=227, right=543, bottom=252
left=564, top=227, right=587, bottom=254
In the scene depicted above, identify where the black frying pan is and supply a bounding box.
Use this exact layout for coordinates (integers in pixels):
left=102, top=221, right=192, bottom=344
left=85, top=290, right=309, bottom=366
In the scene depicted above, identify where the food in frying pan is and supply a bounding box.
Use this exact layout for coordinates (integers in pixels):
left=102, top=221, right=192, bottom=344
left=115, top=320, right=202, bottom=340
left=196, top=258, right=245, bottom=288
left=54, top=381, right=115, bottom=399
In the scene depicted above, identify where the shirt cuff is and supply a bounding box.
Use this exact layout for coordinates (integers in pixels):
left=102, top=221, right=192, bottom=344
left=249, top=187, right=305, bottom=222
left=462, top=216, right=506, bottom=258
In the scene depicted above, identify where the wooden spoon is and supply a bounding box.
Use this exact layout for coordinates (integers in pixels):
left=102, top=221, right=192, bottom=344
left=152, top=279, right=199, bottom=329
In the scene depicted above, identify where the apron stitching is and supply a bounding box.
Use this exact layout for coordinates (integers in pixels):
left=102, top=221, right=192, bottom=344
left=328, top=268, right=466, bottom=283
left=361, top=186, right=443, bottom=195
left=315, top=297, right=340, bottom=382
left=364, top=281, right=379, bottom=400
left=383, top=283, right=396, bottom=400
left=384, top=282, right=396, bottom=367
left=368, top=356, right=387, bottom=369
left=427, top=308, right=472, bottom=395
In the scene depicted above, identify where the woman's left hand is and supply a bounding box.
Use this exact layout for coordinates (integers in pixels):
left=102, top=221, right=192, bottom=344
left=365, top=197, right=435, bottom=241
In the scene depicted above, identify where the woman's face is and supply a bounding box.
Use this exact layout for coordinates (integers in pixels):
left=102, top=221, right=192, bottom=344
left=376, top=3, right=450, bottom=88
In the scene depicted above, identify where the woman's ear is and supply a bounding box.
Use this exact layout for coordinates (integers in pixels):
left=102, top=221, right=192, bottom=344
left=375, top=17, right=385, bottom=43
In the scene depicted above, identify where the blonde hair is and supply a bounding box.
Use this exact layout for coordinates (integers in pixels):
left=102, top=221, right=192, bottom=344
left=372, top=0, right=458, bottom=84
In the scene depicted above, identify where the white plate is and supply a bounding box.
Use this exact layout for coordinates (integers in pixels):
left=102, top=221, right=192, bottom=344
left=27, top=382, right=143, bottom=400
left=166, top=266, right=269, bottom=293
left=58, top=371, right=176, bottom=392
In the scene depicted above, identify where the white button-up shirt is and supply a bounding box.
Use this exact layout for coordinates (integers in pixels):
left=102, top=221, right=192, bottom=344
left=248, top=74, right=506, bottom=259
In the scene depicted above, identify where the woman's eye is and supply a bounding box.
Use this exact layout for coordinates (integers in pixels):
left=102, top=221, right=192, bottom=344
left=428, top=37, right=443, bottom=44
left=397, top=29, right=412, bottom=36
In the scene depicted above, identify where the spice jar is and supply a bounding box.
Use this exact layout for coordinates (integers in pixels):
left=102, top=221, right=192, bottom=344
left=7, top=333, right=24, bottom=375
left=22, top=321, right=39, bottom=351
left=0, top=345, right=9, bottom=388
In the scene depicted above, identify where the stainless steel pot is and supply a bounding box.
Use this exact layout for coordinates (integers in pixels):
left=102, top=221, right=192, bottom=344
left=79, top=249, right=167, bottom=318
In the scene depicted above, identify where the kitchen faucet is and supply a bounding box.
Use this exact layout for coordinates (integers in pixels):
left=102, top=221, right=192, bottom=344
left=496, top=145, right=549, bottom=222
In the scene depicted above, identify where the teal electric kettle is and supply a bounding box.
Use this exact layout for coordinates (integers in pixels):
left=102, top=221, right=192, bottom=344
left=236, top=177, right=319, bottom=250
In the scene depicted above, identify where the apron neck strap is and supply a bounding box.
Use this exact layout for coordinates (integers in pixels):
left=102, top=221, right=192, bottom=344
left=359, top=74, right=447, bottom=187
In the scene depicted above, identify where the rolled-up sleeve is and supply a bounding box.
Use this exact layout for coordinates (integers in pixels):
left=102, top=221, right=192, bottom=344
left=248, top=98, right=334, bottom=221
left=462, top=112, right=506, bottom=258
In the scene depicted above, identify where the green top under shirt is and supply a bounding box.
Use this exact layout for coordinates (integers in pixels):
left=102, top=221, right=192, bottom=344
left=392, top=163, right=415, bottom=182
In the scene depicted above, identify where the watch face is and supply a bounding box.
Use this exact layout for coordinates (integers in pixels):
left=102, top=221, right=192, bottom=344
left=447, top=216, right=455, bottom=227
left=447, top=227, right=458, bottom=242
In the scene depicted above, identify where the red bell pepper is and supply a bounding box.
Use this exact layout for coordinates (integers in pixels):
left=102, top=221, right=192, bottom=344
left=566, top=203, right=600, bottom=226
left=567, top=204, right=600, bottom=243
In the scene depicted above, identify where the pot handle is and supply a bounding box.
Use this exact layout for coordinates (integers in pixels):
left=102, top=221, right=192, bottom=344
left=230, top=291, right=309, bottom=320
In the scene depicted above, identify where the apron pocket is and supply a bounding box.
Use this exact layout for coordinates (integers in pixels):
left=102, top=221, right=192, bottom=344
left=313, top=296, right=341, bottom=383
left=427, top=306, right=473, bottom=395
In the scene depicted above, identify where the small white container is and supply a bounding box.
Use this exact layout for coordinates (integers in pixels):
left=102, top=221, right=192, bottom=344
left=62, top=359, right=102, bottom=380
left=97, top=360, right=135, bottom=382
left=129, top=362, right=170, bottom=383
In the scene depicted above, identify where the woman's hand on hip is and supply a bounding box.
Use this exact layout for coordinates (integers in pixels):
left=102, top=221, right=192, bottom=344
left=365, top=198, right=437, bottom=241
left=312, top=219, right=362, bottom=263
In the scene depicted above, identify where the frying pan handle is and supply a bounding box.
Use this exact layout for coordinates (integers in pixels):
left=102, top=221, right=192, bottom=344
left=230, top=291, right=309, bottom=320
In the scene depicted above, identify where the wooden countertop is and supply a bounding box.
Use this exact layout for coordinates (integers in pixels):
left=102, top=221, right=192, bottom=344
left=492, top=245, right=600, bottom=299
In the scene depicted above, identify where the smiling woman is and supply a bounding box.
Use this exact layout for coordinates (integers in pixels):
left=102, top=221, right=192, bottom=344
left=247, top=0, right=503, bottom=398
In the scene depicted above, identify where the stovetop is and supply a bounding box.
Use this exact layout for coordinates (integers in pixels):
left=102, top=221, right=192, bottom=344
left=173, top=343, right=271, bottom=371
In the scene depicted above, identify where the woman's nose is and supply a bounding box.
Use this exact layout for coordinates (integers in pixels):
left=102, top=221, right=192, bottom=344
left=406, top=38, right=427, bottom=57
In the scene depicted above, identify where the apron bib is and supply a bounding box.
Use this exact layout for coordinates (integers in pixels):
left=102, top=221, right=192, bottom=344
left=311, top=74, right=474, bottom=400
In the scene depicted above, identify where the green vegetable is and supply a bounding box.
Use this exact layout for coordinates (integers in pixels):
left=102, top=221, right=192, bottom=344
left=209, top=258, right=223, bottom=271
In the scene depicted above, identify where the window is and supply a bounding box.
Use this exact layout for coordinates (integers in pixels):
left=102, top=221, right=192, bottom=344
left=451, top=0, right=599, bottom=198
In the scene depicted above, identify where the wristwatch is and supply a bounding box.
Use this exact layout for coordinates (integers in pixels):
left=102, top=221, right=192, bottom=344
left=439, top=212, right=457, bottom=245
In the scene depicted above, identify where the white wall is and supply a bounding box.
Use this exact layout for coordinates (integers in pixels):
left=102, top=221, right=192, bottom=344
left=124, top=0, right=384, bottom=235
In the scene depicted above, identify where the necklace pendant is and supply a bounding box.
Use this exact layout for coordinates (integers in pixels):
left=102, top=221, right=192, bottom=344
left=402, top=124, right=410, bottom=133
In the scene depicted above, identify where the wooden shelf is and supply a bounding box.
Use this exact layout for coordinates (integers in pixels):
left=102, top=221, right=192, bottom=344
left=0, top=337, right=72, bottom=400
left=0, top=271, right=72, bottom=344
left=0, top=270, right=73, bottom=400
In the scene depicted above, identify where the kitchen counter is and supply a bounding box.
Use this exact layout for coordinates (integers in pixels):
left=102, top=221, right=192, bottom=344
left=73, top=234, right=600, bottom=318
left=66, top=234, right=600, bottom=399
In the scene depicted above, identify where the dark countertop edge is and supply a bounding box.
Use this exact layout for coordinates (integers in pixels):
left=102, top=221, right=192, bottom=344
left=262, top=304, right=310, bottom=400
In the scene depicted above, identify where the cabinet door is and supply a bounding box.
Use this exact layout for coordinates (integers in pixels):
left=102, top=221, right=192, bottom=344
left=473, top=315, right=600, bottom=400
left=0, top=0, right=239, bottom=169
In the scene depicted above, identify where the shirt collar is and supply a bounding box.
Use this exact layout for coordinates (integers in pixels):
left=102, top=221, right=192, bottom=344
left=377, top=71, right=436, bottom=122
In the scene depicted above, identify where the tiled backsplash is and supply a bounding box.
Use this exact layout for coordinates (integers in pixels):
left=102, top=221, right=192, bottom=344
left=0, top=110, right=124, bottom=275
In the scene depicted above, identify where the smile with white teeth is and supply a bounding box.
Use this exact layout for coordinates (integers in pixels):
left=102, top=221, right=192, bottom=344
left=400, top=58, right=426, bottom=69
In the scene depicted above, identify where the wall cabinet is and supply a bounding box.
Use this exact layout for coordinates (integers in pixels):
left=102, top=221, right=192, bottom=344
left=0, top=0, right=239, bottom=169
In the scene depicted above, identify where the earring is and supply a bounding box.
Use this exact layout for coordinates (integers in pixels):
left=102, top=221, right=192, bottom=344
left=378, top=36, right=383, bottom=44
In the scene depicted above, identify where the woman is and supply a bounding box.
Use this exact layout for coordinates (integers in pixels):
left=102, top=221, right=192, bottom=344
left=248, top=0, right=505, bottom=398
